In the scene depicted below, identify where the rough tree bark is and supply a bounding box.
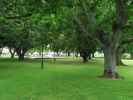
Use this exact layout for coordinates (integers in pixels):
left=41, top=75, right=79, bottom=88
left=103, top=45, right=119, bottom=78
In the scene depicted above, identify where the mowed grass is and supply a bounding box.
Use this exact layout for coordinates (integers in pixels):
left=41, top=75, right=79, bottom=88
left=0, top=58, right=133, bottom=100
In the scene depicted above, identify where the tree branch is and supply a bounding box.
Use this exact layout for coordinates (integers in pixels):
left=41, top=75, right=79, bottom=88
left=5, top=13, right=32, bottom=19
left=121, top=38, right=133, bottom=45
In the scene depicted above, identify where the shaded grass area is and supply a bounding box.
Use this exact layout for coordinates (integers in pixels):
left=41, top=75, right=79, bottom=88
left=0, top=58, right=133, bottom=100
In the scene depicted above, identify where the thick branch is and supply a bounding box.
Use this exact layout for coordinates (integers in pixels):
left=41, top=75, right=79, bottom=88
left=96, top=29, right=111, bottom=46
left=73, top=16, right=98, bottom=41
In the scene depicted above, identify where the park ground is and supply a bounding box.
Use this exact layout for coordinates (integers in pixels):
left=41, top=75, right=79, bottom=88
left=0, top=58, right=133, bottom=100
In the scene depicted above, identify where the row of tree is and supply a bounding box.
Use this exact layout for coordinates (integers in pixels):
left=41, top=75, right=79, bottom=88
left=0, top=0, right=133, bottom=78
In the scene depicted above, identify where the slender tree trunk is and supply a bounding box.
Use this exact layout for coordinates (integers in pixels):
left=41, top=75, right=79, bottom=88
left=116, top=53, right=123, bottom=66
left=11, top=54, right=14, bottom=59
left=56, top=51, right=60, bottom=56
left=41, top=45, right=44, bottom=69
left=16, top=48, right=27, bottom=61
left=75, top=52, right=78, bottom=57
left=88, top=53, right=92, bottom=60
left=0, top=48, right=3, bottom=56
left=67, top=51, right=70, bottom=56
left=116, top=48, right=125, bottom=66
left=102, top=46, right=119, bottom=78
left=92, top=53, right=95, bottom=58
left=131, top=52, right=133, bottom=59
left=53, top=52, right=56, bottom=62
left=9, top=48, right=15, bottom=59
left=18, top=54, right=25, bottom=61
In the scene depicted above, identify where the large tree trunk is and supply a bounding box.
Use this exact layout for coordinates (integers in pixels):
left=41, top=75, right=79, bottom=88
left=102, top=46, right=119, bottom=78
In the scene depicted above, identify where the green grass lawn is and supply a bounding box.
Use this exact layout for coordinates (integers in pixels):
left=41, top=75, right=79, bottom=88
left=0, top=58, right=133, bottom=100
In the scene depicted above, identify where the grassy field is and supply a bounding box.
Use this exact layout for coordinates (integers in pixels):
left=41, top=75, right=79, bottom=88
left=0, top=58, right=133, bottom=100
